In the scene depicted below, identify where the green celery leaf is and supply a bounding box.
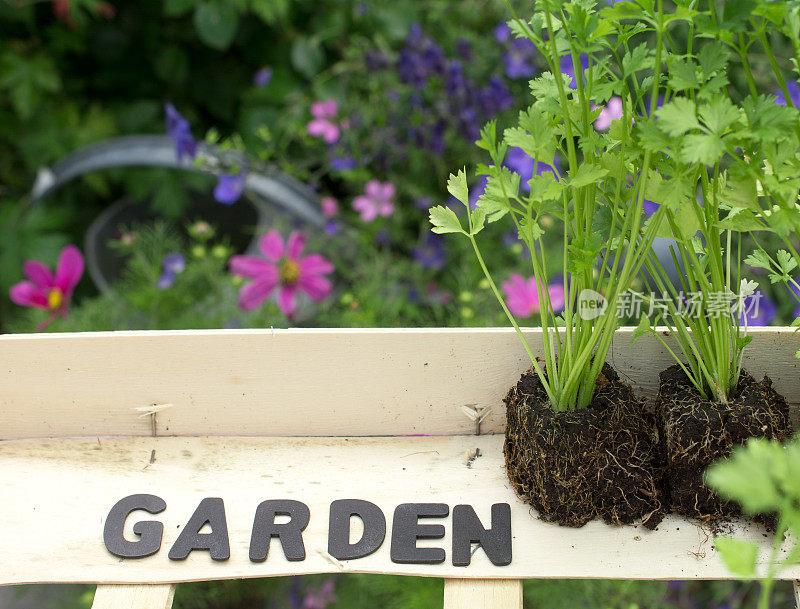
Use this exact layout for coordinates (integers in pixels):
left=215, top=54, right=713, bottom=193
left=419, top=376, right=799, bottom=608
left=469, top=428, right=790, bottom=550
left=429, top=206, right=465, bottom=235
left=714, top=537, right=758, bottom=578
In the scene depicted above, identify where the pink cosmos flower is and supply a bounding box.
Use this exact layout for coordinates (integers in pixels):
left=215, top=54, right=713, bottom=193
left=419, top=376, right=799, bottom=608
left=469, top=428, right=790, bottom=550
left=594, top=96, right=624, bottom=130
left=352, top=180, right=395, bottom=222
left=502, top=273, right=566, bottom=318
left=320, top=196, right=339, bottom=217
left=306, top=99, right=341, bottom=144
left=10, top=245, right=84, bottom=329
left=229, top=230, right=334, bottom=319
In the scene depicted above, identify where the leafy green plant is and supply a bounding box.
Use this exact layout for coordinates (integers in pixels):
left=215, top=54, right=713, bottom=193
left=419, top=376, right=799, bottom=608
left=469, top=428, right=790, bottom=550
left=430, top=0, right=686, bottom=410
left=619, top=0, right=800, bottom=403
left=707, top=437, right=800, bottom=609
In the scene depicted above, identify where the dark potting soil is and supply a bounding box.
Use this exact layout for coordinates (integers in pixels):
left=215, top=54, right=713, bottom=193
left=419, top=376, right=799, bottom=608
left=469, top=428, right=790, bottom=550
left=656, top=364, right=793, bottom=525
left=504, top=363, right=665, bottom=529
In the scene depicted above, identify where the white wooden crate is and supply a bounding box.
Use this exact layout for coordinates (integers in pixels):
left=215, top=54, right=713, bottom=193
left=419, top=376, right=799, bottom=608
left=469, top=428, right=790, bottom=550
left=1, top=327, right=798, bottom=608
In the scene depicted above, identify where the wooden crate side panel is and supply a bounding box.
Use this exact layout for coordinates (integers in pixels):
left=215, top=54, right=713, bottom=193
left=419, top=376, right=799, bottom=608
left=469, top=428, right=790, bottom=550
left=0, top=435, right=796, bottom=585
left=1, top=328, right=797, bottom=439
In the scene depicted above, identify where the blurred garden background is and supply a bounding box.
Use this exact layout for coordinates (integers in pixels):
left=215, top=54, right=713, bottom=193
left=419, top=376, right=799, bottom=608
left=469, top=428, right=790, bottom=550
left=1, top=0, right=798, bottom=607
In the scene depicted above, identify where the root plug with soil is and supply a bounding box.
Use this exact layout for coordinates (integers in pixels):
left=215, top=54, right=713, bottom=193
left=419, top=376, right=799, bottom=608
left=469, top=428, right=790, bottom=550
left=504, top=363, right=665, bottom=529
left=656, top=364, right=793, bottom=524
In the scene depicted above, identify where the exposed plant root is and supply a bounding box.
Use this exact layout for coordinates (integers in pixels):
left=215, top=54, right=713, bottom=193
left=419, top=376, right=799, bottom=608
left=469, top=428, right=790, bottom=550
left=655, top=364, right=792, bottom=527
left=504, top=363, right=666, bottom=529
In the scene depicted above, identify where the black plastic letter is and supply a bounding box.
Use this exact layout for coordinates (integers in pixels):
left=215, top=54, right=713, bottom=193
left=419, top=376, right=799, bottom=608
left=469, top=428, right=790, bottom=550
left=327, top=499, right=386, bottom=560
left=250, top=499, right=310, bottom=562
left=390, top=503, right=448, bottom=564
left=103, top=494, right=166, bottom=558
left=452, top=503, right=512, bottom=567
left=168, top=497, right=230, bottom=561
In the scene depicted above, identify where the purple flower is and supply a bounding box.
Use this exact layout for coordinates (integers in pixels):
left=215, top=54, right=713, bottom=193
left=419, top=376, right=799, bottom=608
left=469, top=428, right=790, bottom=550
left=775, top=81, right=800, bottom=106
left=504, top=38, right=537, bottom=79
left=157, top=253, right=186, bottom=290
left=789, top=277, right=800, bottom=319
left=505, top=147, right=560, bottom=191
left=374, top=229, right=390, bottom=245
left=480, top=76, right=514, bottom=116
left=415, top=196, right=432, bottom=210
left=164, top=103, right=197, bottom=162
left=456, top=39, right=472, bottom=61
left=467, top=175, right=488, bottom=209
left=324, top=220, right=339, bottom=235
left=560, top=53, right=591, bottom=90
left=398, top=24, right=446, bottom=87
left=214, top=173, right=246, bottom=205
left=412, top=234, right=446, bottom=270
left=365, top=50, right=389, bottom=71
left=494, top=23, right=511, bottom=43
left=253, top=66, right=273, bottom=87
left=594, top=96, right=623, bottom=130
left=740, top=290, right=777, bottom=326
left=329, top=155, right=356, bottom=171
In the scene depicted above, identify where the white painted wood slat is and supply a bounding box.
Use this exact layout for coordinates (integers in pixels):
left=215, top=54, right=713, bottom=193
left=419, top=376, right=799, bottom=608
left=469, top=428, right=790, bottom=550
left=91, top=584, right=175, bottom=609
left=0, top=435, right=795, bottom=585
left=0, top=327, right=797, bottom=439
left=443, top=579, right=523, bottom=609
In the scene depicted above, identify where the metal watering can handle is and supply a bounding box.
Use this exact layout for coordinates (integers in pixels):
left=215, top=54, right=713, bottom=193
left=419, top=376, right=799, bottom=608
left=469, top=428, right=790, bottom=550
left=30, top=135, right=324, bottom=228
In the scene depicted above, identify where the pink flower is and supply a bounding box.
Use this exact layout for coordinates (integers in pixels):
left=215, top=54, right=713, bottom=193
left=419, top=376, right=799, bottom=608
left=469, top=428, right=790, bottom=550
left=352, top=180, right=395, bottom=222
left=594, top=96, right=623, bottom=131
left=306, top=99, right=341, bottom=144
left=320, top=196, right=339, bottom=217
left=229, top=230, right=334, bottom=319
left=10, top=245, right=84, bottom=328
left=502, top=274, right=566, bottom=318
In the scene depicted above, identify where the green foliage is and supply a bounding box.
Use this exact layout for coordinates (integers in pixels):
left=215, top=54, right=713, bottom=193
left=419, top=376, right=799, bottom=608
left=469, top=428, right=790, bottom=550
left=707, top=437, right=800, bottom=608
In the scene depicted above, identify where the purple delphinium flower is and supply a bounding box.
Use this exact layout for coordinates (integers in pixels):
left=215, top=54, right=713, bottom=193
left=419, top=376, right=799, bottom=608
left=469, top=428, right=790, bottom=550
left=505, top=147, right=560, bottom=191
left=374, top=229, right=390, bottom=246
left=365, top=50, right=389, bottom=71
left=324, top=220, right=339, bottom=236
left=643, top=199, right=660, bottom=215
left=164, top=103, right=197, bottom=162
left=740, top=290, right=777, bottom=326
left=467, top=175, right=488, bottom=209
left=415, top=196, right=432, bottom=210
left=156, top=253, right=186, bottom=290
left=560, top=53, right=591, bottom=90
left=214, top=173, right=246, bottom=205
left=412, top=234, right=446, bottom=270
left=504, top=38, right=537, bottom=79
left=494, top=23, right=511, bottom=43
left=456, top=39, right=472, bottom=61
left=253, top=66, right=273, bottom=87
left=329, top=155, right=356, bottom=171
left=398, top=24, right=446, bottom=88
left=775, top=81, right=800, bottom=106
left=789, top=277, right=800, bottom=319
left=480, top=76, right=514, bottom=116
